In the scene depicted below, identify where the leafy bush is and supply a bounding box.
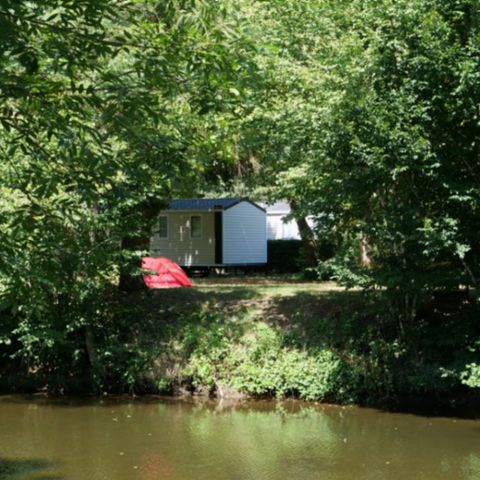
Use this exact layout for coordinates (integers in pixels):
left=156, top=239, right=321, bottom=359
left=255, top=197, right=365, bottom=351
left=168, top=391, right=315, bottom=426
left=267, top=240, right=304, bottom=273
left=462, top=364, right=480, bottom=389
left=183, top=322, right=358, bottom=403
left=267, top=240, right=334, bottom=275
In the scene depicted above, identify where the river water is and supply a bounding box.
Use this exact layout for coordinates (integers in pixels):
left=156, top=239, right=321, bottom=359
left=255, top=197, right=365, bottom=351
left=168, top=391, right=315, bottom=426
left=0, top=396, right=478, bottom=480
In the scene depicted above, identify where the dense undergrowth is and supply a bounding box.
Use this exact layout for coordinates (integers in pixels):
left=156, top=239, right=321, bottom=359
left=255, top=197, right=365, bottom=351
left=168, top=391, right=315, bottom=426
left=1, top=283, right=479, bottom=409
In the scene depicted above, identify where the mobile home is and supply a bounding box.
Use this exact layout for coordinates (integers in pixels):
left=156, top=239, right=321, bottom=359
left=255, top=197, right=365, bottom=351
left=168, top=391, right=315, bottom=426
left=261, top=201, right=316, bottom=240
left=150, top=198, right=267, bottom=268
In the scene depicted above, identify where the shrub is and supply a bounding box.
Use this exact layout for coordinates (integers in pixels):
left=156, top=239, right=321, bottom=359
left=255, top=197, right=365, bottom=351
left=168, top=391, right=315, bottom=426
left=267, top=239, right=335, bottom=276
left=183, top=322, right=358, bottom=403
left=267, top=240, right=304, bottom=273
left=462, top=364, right=480, bottom=389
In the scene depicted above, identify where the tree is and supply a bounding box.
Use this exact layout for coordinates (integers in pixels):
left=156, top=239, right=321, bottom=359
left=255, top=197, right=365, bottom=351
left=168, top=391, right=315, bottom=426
left=293, top=0, right=480, bottom=321
left=0, top=0, right=251, bottom=378
left=196, top=0, right=345, bottom=268
left=217, top=0, right=479, bottom=316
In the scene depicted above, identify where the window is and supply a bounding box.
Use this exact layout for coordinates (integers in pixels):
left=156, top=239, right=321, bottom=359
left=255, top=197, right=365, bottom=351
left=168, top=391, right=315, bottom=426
left=156, top=216, right=168, bottom=238
left=190, top=215, right=202, bottom=239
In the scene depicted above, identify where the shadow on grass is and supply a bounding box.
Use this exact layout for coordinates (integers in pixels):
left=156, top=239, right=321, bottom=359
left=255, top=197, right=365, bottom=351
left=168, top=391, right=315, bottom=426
left=262, top=290, right=365, bottom=350
left=116, top=286, right=261, bottom=338
left=0, top=458, right=64, bottom=480
left=113, top=284, right=366, bottom=353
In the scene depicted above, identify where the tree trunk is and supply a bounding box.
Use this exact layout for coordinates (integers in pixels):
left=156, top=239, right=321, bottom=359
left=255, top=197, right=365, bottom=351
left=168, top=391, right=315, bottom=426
left=290, top=201, right=319, bottom=269
left=119, top=235, right=149, bottom=292
left=119, top=198, right=164, bottom=292
left=85, top=325, right=97, bottom=367
left=359, top=235, right=372, bottom=268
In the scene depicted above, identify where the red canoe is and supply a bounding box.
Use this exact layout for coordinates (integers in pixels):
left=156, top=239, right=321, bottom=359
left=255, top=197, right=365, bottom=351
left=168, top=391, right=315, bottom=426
left=142, top=257, right=192, bottom=289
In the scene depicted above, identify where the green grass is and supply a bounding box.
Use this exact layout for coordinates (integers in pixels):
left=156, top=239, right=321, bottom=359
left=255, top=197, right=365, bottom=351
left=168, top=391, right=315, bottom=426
left=141, top=277, right=356, bottom=329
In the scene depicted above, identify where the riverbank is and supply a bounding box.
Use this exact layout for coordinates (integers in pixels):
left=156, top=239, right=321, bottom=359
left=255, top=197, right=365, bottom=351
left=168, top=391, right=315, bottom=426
left=1, top=277, right=479, bottom=412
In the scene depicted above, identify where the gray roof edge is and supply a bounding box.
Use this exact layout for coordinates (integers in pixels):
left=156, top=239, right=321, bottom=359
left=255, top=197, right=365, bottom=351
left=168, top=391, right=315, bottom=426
left=223, top=197, right=266, bottom=213
left=258, top=201, right=292, bottom=214
left=166, top=197, right=265, bottom=212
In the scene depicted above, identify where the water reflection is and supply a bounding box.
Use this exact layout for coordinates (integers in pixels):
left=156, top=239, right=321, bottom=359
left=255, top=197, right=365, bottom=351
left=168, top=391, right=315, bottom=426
left=0, top=458, right=64, bottom=480
left=0, top=396, right=478, bottom=480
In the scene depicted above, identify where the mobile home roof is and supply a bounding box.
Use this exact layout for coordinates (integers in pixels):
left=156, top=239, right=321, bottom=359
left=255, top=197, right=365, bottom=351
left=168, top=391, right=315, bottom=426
left=167, top=198, right=265, bottom=212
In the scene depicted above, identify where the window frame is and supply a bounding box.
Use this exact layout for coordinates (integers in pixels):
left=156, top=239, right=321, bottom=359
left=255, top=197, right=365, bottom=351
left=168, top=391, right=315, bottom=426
left=156, top=215, right=169, bottom=239
left=190, top=214, right=202, bottom=239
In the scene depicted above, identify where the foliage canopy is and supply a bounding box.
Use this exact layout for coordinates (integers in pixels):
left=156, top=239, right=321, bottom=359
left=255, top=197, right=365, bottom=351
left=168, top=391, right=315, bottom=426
left=1, top=0, right=479, bottom=391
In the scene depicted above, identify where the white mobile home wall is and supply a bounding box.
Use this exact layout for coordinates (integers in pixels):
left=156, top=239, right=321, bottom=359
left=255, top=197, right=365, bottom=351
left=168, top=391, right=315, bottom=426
left=262, top=202, right=316, bottom=240
left=222, top=201, right=267, bottom=264
left=267, top=213, right=303, bottom=240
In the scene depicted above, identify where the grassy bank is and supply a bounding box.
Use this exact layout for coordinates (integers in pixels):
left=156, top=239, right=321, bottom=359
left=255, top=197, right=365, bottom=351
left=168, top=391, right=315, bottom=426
left=1, top=277, right=479, bottom=410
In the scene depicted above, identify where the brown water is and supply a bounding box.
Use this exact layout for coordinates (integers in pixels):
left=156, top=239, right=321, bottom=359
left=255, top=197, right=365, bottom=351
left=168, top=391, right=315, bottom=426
left=0, top=396, right=479, bottom=480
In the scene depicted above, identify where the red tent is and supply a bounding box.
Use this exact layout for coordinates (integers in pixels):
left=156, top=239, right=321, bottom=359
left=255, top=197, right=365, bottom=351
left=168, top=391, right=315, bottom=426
left=142, top=257, right=192, bottom=289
